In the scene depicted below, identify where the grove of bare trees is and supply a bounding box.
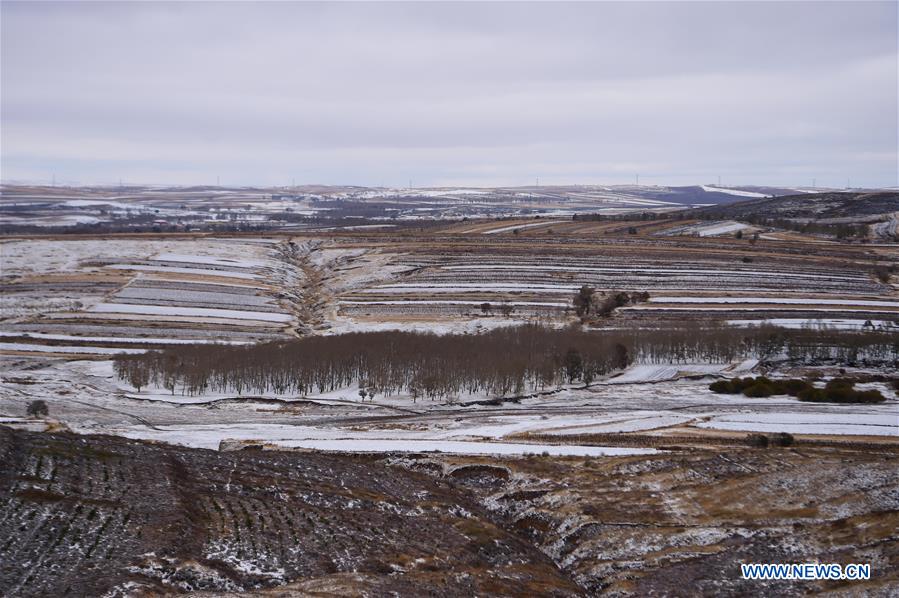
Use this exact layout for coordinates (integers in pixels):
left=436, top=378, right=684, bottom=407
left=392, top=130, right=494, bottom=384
left=113, top=325, right=897, bottom=400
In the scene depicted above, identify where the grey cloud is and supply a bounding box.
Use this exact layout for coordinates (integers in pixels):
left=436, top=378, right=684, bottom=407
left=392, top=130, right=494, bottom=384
left=2, top=1, right=896, bottom=187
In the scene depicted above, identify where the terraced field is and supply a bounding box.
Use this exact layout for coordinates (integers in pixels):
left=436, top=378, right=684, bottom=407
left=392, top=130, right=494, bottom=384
left=1, top=238, right=295, bottom=354
left=330, top=231, right=897, bottom=330
left=4, top=230, right=894, bottom=352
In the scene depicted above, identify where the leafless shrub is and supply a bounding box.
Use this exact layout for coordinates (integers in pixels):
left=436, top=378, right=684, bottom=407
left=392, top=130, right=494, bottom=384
left=27, top=400, right=49, bottom=418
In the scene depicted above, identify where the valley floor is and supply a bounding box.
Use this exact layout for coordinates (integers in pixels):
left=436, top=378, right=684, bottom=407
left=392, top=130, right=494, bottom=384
left=1, top=226, right=897, bottom=595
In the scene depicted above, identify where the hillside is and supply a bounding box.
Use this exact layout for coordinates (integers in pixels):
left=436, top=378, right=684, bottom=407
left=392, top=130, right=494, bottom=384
left=1, top=184, right=855, bottom=235
left=693, top=191, right=899, bottom=221
left=0, top=427, right=579, bottom=597
left=2, top=428, right=898, bottom=596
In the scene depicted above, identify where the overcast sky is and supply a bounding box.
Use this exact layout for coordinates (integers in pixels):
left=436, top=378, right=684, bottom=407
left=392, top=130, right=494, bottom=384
left=2, top=1, right=896, bottom=188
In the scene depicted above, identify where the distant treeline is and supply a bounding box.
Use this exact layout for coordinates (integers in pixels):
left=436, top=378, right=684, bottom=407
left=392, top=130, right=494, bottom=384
left=572, top=212, right=676, bottom=222
left=113, top=325, right=898, bottom=400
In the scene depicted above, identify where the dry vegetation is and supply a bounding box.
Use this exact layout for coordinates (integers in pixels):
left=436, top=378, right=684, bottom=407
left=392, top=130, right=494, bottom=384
left=3, top=427, right=896, bottom=597
left=0, top=427, right=580, bottom=597
left=406, top=444, right=899, bottom=596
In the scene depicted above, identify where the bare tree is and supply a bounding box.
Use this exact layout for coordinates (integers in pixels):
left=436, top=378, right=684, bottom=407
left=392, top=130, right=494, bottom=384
left=27, top=400, right=48, bottom=418
left=113, top=326, right=897, bottom=402
left=573, top=285, right=595, bottom=318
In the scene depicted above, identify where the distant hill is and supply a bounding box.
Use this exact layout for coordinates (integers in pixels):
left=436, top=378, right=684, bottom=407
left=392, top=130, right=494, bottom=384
left=692, top=191, right=899, bottom=220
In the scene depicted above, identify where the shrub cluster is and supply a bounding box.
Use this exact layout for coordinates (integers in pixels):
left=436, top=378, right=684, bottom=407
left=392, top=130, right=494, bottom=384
left=709, top=376, right=811, bottom=398
left=746, top=432, right=795, bottom=448
left=710, top=376, right=886, bottom=403
left=796, top=378, right=886, bottom=404
left=572, top=287, right=650, bottom=319
left=26, top=400, right=49, bottom=418
left=873, top=264, right=895, bottom=284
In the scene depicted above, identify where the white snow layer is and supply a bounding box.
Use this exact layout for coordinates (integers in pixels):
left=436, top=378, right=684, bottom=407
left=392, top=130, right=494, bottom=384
left=88, top=303, right=292, bottom=322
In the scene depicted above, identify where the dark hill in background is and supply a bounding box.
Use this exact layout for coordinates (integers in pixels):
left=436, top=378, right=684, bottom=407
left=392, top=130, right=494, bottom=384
left=691, top=191, right=899, bottom=220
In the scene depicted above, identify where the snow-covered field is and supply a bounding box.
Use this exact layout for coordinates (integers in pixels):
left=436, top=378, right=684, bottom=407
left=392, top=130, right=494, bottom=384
left=359, top=283, right=582, bottom=294
left=2, top=356, right=896, bottom=460
left=2, top=233, right=897, bottom=457
left=115, top=286, right=277, bottom=308
left=482, top=221, right=567, bottom=234
left=649, top=296, right=899, bottom=307
left=439, top=264, right=866, bottom=282
left=104, top=264, right=260, bottom=279
left=272, top=439, right=655, bottom=456
left=697, top=413, right=898, bottom=436
left=727, top=318, right=898, bottom=331
left=0, top=343, right=147, bottom=355
left=323, top=317, right=526, bottom=336
left=338, top=250, right=892, bottom=327
left=88, top=303, right=293, bottom=322
left=0, top=238, right=277, bottom=276
left=153, top=252, right=271, bottom=268
left=339, top=299, right=569, bottom=308
left=700, top=185, right=768, bottom=198
left=0, top=331, right=252, bottom=345
left=607, top=361, right=757, bottom=384
left=1, top=237, right=294, bottom=353
left=544, top=413, right=693, bottom=435
left=696, top=222, right=751, bottom=237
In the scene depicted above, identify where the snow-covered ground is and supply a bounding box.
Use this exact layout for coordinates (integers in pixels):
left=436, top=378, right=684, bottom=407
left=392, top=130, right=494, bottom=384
left=607, top=361, right=757, bottom=384
left=271, top=439, right=655, bottom=456
left=650, top=296, right=899, bottom=307
left=359, top=283, right=582, bottom=294
left=415, top=189, right=491, bottom=197
left=88, top=303, right=293, bottom=322
left=544, top=413, right=694, bottom=435
left=0, top=238, right=277, bottom=276
left=323, top=317, right=526, bottom=336
left=105, top=264, right=260, bottom=279
left=700, top=185, right=768, bottom=198
left=3, top=357, right=895, bottom=460
left=2, top=234, right=896, bottom=456
left=697, top=413, right=898, bottom=437
left=727, top=318, right=898, bottom=331
left=339, top=299, right=568, bottom=308
left=696, top=221, right=751, bottom=237
left=0, top=237, right=293, bottom=357
left=482, top=221, right=566, bottom=234
left=629, top=307, right=899, bottom=314
left=0, top=343, right=146, bottom=355
left=0, top=331, right=252, bottom=345
left=62, top=199, right=138, bottom=210
left=153, top=252, right=270, bottom=268
left=440, top=264, right=865, bottom=281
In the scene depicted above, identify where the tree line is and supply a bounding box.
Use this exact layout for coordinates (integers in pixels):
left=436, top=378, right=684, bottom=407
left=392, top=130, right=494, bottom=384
left=113, top=324, right=898, bottom=400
